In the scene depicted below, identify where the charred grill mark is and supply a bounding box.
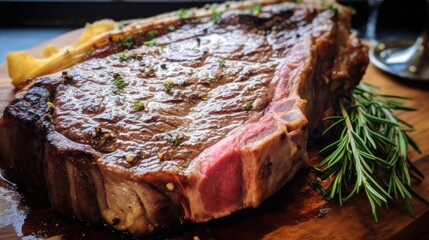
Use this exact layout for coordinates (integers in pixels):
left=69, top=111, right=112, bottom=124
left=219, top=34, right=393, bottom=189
left=10, top=81, right=60, bottom=134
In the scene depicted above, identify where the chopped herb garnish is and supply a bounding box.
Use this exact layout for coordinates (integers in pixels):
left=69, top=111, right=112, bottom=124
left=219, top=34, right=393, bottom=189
left=193, top=92, right=200, bottom=98
left=147, top=30, right=157, bottom=40
left=119, top=50, right=129, bottom=61
left=131, top=101, right=145, bottom=111
left=117, top=21, right=126, bottom=30
left=113, top=73, right=128, bottom=89
left=322, top=1, right=336, bottom=10
left=148, top=67, right=156, bottom=75
left=178, top=8, right=194, bottom=19
left=164, top=131, right=184, bottom=146
left=118, top=35, right=134, bottom=49
left=250, top=4, right=263, bottom=15
left=64, top=49, right=70, bottom=55
left=163, top=80, right=174, bottom=92
left=210, top=6, right=223, bottom=23
left=218, top=58, right=226, bottom=68
left=85, top=49, right=94, bottom=56
left=209, top=77, right=218, bottom=83
left=245, top=102, right=253, bottom=111
left=144, top=39, right=156, bottom=46
left=168, top=25, right=176, bottom=32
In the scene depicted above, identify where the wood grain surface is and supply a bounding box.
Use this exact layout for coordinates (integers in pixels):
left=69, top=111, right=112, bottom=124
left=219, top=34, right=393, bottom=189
left=1, top=29, right=429, bottom=240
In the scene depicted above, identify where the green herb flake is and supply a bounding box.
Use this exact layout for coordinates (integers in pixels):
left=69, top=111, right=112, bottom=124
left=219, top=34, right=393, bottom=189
left=178, top=8, right=194, bottom=19
left=322, top=1, right=336, bottom=10
left=144, top=39, right=156, bottom=46
left=250, top=4, right=263, bottom=16
left=119, top=50, right=129, bottom=61
left=209, top=77, right=218, bottom=83
left=118, top=35, right=134, bottom=49
left=147, top=67, right=156, bottom=75
left=117, top=21, right=126, bottom=30
left=218, top=58, right=226, bottom=68
left=113, top=73, right=128, bottom=90
left=85, top=49, right=94, bottom=56
left=147, top=30, right=157, bottom=40
left=245, top=102, right=253, bottom=111
left=131, top=101, right=145, bottom=111
left=64, top=49, right=70, bottom=55
left=168, top=25, right=176, bottom=32
left=210, top=6, right=223, bottom=23
left=163, top=80, right=174, bottom=92
left=164, top=131, right=184, bottom=146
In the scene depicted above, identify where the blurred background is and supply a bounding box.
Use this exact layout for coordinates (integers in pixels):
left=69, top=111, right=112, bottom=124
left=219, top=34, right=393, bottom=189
left=0, top=0, right=426, bottom=63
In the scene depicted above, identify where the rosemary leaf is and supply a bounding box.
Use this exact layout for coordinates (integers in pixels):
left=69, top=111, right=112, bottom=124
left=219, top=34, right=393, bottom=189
left=316, top=82, right=428, bottom=221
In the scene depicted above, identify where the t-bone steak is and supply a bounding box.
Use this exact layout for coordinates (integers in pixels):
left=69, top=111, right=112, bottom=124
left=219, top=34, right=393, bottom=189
left=0, top=0, right=368, bottom=235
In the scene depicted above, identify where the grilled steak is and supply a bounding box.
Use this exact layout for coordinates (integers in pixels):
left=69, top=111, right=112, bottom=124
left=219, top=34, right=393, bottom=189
left=0, top=1, right=368, bottom=235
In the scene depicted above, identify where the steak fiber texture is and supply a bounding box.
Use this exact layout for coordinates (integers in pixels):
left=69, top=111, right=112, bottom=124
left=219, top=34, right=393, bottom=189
left=0, top=0, right=368, bottom=235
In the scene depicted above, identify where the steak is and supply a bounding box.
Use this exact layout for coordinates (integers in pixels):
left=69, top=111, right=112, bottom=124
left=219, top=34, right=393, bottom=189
left=0, top=1, right=368, bottom=235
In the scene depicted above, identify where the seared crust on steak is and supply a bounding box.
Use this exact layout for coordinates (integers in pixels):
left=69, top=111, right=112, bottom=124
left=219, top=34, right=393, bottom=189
left=0, top=1, right=368, bottom=235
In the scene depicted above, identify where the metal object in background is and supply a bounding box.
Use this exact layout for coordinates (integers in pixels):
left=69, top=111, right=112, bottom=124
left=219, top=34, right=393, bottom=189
left=370, top=0, right=429, bottom=81
left=366, top=0, right=383, bottom=42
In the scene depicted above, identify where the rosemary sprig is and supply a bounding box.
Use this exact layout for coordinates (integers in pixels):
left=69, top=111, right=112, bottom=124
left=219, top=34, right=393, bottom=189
left=317, top=82, right=429, bottom=221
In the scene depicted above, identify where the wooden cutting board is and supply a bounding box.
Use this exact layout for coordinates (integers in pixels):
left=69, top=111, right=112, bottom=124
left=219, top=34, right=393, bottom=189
left=1, top=29, right=429, bottom=240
